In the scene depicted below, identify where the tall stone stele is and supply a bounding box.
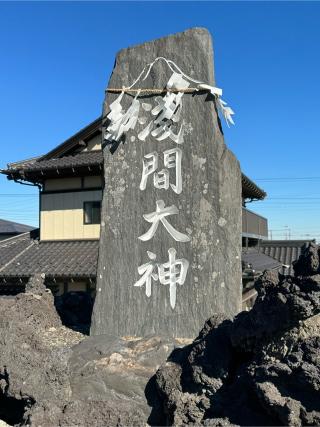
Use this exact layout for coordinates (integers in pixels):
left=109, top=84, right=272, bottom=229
left=91, top=28, right=242, bottom=338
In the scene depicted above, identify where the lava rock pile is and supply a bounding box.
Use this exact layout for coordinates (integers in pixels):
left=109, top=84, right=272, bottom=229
left=153, top=242, right=320, bottom=426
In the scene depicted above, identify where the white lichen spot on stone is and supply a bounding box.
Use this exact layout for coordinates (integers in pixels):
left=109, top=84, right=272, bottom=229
left=211, top=272, right=218, bottom=280
left=200, top=232, right=208, bottom=247
left=183, top=121, right=194, bottom=135
left=194, top=276, right=199, bottom=282
left=192, top=154, right=207, bottom=169
left=98, top=288, right=102, bottom=292
left=235, top=255, right=239, bottom=259
left=220, top=282, right=225, bottom=288
left=200, top=252, right=207, bottom=263
left=101, top=221, right=105, bottom=227
left=199, top=198, right=212, bottom=227
left=119, top=178, right=125, bottom=185
left=116, top=168, right=120, bottom=174
left=130, top=135, right=136, bottom=142
left=99, top=274, right=102, bottom=279
left=186, top=227, right=192, bottom=235
left=122, top=161, right=129, bottom=169
left=218, top=217, right=227, bottom=227
left=216, top=239, right=220, bottom=244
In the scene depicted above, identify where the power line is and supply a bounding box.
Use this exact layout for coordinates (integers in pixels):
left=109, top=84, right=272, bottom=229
left=255, top=177, right=320, bottom=181
left=0, top=194, right=38, bottom=197
left=267, top=197, right=320, bottom=200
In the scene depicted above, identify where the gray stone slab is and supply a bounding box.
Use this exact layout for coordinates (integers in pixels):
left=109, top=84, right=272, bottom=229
left=91, top=27, right=242, bottom=338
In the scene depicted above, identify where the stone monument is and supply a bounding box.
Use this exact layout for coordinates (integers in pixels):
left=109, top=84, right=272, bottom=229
left=91, top=28, right=242, bottom=338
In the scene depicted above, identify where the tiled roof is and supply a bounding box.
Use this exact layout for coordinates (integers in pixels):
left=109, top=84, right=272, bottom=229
left=0, top=219, right=35, bottom=235
left=1, top=116, right=265, bottom=200
left=5, top=151, right=103, bottom=174
left=242, top=249, right=282, bottom=272
left=242, top=173, right=266, bottom=200
left=261, top=240, right=314, bottom=275
left=0, top=232, right=99, bottom=280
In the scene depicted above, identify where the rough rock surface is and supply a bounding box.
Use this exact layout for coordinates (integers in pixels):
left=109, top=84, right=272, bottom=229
left=92, top=27, right=242, bottom=338
left=153, top=242, right=320, bottom=426
left=1, top=244, right=320, bottom=426
left=0, top=275, right=185, bottom=425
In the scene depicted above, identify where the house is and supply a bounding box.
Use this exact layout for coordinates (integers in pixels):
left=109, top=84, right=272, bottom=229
left=0, top=117, right=273, bottom=316
left=0, top=219, right=34, bottom=241
left=261, top=239, right=315, bottom=275
left=0, top=118, right=102, bottom=299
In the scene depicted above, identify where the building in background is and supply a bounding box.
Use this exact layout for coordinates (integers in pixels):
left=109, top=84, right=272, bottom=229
left=261, top=239, right=315, bottom=276
left=0, top=219, right=34, bottom=241
left=0, top=117, right=307, bottom=324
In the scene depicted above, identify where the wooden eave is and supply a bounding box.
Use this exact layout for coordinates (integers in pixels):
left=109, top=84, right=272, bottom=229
left=40, top=117, right=101, bottom=160
left=242, top=173, right=266, bottom=200
left=2, top=163, right=103, bottom=185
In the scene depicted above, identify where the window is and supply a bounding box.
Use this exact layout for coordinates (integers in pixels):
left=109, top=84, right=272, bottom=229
left=83, top=201, right=101, bottom=224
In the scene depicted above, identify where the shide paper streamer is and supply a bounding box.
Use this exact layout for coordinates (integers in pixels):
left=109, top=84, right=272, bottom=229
left=102, top=57, right=234, bottom=310
left=104, top=57, right=234, bottom=152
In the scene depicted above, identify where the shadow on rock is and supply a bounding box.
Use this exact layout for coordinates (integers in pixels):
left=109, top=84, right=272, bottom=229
left=150, top=242, right=320, bottom=426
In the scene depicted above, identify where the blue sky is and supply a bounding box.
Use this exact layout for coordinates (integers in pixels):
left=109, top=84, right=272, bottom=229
left=0, top=1, right=319, bottom=240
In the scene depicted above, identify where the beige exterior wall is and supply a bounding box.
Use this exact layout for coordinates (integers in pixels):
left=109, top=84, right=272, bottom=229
left=68, top=281, right=87, bottom=292
left=51, top=280, right=92, bottom=296
left=44, top=175, right=103, bottom=192
left=40, top=189, right=102, bottom=240
left=83, top=175, right=103, bottom=188
left=44, top=177, right=82, bottom=191
left=83, top=134, right=101, bottom=151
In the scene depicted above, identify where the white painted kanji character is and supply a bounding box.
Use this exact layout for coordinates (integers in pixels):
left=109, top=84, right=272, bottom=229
left=137, top=73, right=189, bottom=144
left=140, top=148, right=182, bottom=194
left=139, top=152, right=158, bottom=190
left=158, top=248, right=189, bottom=309
left=163, top=147, right=182, bottom=194
left=139, top=200, right=190, bottom=243
left=104, top=91, right=140, bottom=143
left=153, top=169, right=169, bottom=190
left=133, top=251, right=158, bottom=297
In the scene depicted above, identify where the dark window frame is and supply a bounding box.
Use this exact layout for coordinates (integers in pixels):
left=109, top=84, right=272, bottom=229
left=83, top=201, right=101, bottom=225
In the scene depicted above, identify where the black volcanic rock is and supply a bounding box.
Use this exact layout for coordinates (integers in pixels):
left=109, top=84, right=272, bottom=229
left=0, top=279, right=184, bottom=426
left=153, top=244, right=320, bottom=426
left=0, top=244, right=319, bottom=426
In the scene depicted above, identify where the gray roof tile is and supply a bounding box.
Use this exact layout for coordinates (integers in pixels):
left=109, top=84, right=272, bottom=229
left=0, top=219, right=35, bottom=235
left=8, top=150, right=103, bottom=173
left=242, top=249, right=282, bottom=272
left=0, top=232, right=98, bottom=280
left=261, top=240, right=314, bottom=275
